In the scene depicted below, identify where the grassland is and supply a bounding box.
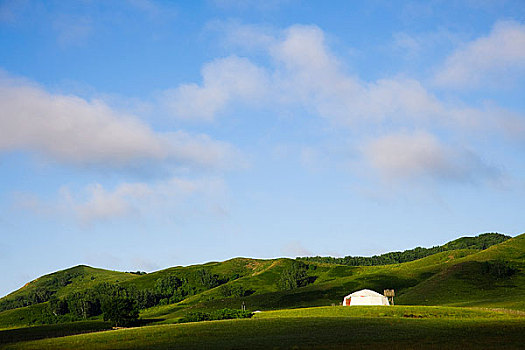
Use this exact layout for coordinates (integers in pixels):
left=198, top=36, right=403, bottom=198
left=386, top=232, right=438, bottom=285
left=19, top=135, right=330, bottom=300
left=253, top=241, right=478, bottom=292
left=1, top=233, right=524, bottom=348
left=2, top=306, right=524, bottom=349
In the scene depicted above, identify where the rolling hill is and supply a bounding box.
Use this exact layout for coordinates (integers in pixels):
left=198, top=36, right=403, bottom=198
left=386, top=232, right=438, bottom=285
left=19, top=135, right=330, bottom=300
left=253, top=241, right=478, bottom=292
left=0, top=232, right=523, bottom=330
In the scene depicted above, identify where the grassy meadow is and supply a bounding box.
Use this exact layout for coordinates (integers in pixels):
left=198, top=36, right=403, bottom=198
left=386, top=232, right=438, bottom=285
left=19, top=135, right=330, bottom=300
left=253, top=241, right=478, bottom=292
left=2, top=306, right=524, bottom=349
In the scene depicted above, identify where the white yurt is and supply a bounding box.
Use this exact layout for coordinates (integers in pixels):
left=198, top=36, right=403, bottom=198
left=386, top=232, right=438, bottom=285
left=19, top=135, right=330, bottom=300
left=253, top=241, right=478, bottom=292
left=342, top=289, right=389, bottom=306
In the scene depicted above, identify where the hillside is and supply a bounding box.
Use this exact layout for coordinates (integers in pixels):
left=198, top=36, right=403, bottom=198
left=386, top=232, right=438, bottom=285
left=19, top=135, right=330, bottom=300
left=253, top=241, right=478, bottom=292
left=396, top=233, right=525, bottom=309
left=0, top=266, right=138, bottom=312
left=1, top=232, right=523, bottom=329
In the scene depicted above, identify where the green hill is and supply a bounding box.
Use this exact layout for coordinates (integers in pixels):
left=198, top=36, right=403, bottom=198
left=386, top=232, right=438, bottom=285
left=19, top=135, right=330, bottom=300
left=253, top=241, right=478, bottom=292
left=139, top=233, right=524, bottom=323
left=396, top=234, right=525, bottom=309
left=1, top=232, right=523, bottom=330
left=0, top=266, right=138, bottom=312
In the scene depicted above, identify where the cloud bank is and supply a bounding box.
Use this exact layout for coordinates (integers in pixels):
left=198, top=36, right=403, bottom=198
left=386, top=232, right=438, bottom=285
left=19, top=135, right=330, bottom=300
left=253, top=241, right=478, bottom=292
left=15, top=176, right=226, bottom=225
left=166, top=23, right=524, bottom=137
left=0, top=72, right=241, bottom=171
left=363, top=131, right=499, bottom=183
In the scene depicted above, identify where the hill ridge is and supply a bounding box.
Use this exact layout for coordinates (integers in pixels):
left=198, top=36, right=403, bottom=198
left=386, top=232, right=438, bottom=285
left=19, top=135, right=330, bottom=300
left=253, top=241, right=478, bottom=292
left=297, top=232, right=511, bottom=266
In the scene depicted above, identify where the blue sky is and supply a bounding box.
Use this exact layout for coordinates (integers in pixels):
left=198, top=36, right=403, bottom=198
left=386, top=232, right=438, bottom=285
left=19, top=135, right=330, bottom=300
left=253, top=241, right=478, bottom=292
left=1, top=0, right=524, bottom=297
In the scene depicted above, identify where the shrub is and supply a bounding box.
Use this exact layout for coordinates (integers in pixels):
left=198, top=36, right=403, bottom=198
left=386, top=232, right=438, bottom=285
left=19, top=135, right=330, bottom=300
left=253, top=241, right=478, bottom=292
left=211, top=308, right=253, bottom=320
left=219, top=285, right=250, bottom=297
left=179, top=311, right=210, bottom=323
left=179, top=308, right=252, bottom=324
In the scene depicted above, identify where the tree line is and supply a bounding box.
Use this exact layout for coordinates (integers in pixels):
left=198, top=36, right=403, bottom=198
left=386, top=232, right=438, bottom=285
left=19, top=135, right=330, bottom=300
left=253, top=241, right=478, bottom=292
left=297, top=233, right=510, bottom=266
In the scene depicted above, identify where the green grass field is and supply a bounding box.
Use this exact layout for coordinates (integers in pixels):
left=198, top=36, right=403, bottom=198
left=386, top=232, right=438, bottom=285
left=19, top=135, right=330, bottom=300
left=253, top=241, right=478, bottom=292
left=2, top=306, right=524, bottom=349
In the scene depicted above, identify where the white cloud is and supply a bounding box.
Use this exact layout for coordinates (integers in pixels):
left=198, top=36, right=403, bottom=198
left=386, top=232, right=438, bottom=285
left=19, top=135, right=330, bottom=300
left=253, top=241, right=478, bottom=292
left=269, top=25, right=359, bottom=115
left=73, top=183, right=151, bottom=223
left=435, top=21, right=525, bottom=88
left=205, top=25, right=452, bottom=126
left=207, top=24, right=445, bottom=125
left=160, top=22, right=524, bottom=183
left=491, top=107, right=525, bottom=140
left=268, top=25, right=449, bottom=126
left=210, top=23, right=525, bottom=137
left=0, top=72, right=241, bottom=171
left=71, top=177, right=226, bottom=224
left=161, top=55, right=269, bottom=121
left=16, top=177, right=227, bottom=225
left=363, top=131, right=499, bottom=183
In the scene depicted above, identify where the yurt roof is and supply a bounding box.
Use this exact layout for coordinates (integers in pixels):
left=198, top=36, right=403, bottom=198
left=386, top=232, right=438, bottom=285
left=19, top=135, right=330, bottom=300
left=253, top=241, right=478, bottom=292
left=344, top=289, right=384, bottom=298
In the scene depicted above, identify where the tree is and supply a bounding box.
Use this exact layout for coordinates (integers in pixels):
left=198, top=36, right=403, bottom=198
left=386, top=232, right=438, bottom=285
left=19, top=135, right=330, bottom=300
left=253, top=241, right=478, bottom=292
left=278, top=262, right=309, bottom=290
left=196, top=269, right=220, bottom=289
left=481, top=260, right=516, bottom=278
left=154, top=275, right=183, bottom=297
left=66, top=291, right=100, bottom=319
left=48, top=296, right=69, bottom=316
left=101, top=295, right=139, bottom=327
left=134, top=289, right=159, bottom=309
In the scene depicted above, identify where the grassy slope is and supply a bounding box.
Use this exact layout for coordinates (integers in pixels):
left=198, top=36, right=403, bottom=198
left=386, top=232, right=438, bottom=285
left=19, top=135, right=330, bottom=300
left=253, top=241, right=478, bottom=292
left=120, top=257, right=274, bottom=290
left=4, top=306, right=525, bottom=350
left=139, top=248, right=486, bottom=322
left=0, top=305, right=49, bottom=330
left=396, top=234, right=525, bottom=309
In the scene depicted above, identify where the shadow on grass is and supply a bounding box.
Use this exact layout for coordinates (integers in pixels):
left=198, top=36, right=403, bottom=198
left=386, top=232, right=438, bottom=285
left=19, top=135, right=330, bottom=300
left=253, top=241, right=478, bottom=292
left=134, top=318, right=165, bottom=326
left=0, top=321, right=112, bottom=345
